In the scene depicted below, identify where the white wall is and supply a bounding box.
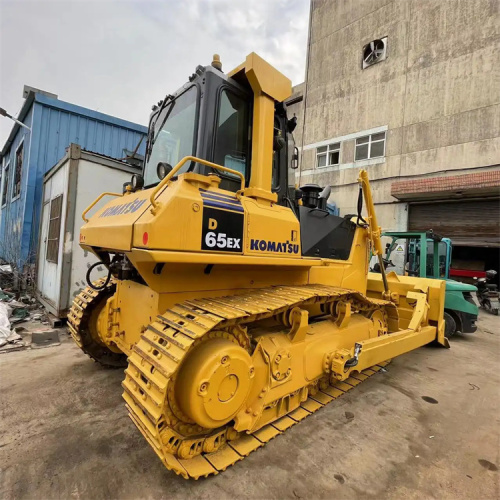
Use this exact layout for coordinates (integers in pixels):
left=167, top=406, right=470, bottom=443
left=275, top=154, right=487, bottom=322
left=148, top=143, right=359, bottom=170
left=68, top=159, right=132, bottom=306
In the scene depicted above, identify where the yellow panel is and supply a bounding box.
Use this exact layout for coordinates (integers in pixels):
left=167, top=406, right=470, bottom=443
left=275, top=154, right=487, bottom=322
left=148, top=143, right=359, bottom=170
left=80, top=188, right=153, bottom=251
left=132, top=176, right=205, bottom=252
left=114, top=280, right=160, bottom=353
left=243, top=197, right=302, bottom=258
left=247, top=94, right=275, bottom=195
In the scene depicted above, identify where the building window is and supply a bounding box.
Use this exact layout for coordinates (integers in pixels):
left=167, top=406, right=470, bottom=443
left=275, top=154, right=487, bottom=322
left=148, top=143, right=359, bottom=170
left=317, top=142, right=341, bottom=168
left=12, top=142, right=24, bottom=199
left=355, top=132, right=386, bottom=161
left=46, top=195, right=63, bottom=264
left=1, top=163, right=9, bottom=207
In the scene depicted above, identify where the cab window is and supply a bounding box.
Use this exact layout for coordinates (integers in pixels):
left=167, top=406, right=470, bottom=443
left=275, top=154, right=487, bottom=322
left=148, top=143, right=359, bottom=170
left=430, top=241, right=448, bottom=278
left=214, top=90, right=250, bottom=179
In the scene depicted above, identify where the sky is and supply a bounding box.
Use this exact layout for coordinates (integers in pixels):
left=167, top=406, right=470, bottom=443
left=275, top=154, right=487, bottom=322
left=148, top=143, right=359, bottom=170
left=0, top=0, right=310, bottom=146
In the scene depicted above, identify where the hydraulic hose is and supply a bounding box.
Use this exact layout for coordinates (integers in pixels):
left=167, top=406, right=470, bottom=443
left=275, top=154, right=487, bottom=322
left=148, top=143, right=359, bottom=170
left=356, top=186, right=367, bottom=226
left=86, top=261, right=112, bottom=291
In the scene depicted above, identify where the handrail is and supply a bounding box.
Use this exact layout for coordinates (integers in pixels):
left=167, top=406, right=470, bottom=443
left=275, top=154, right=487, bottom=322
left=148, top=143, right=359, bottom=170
left=82, top=192, right=122, bottom=222
left=149, top=156, right=246, bottom=214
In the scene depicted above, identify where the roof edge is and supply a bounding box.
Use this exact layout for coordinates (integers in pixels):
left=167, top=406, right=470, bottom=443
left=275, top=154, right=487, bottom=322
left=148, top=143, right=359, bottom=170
left=0, top=91, right=36, bottom=159
left=34, top=93, right=147, bottom=133
left=1, top=90, right=147, bottom=159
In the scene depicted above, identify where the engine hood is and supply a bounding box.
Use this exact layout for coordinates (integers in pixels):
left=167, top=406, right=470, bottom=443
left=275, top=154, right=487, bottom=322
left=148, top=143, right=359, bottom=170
left=445, top=279, right=477, bottom=292
left=79, top=189, right=153, bottom=252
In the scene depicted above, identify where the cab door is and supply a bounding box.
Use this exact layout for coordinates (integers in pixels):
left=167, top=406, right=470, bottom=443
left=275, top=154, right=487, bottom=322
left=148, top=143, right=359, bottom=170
left=211, top=86, right=251, bottom=193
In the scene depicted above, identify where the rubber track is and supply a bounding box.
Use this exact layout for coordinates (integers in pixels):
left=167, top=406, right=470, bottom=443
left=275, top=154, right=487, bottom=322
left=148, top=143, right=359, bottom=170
left=122, top=283, right=392, bottom=479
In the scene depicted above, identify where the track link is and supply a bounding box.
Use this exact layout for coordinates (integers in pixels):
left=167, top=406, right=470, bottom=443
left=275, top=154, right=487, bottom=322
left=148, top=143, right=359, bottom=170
left=68, top=278, right=127, bottom=367
left=122, top=284, right=394, bottom=479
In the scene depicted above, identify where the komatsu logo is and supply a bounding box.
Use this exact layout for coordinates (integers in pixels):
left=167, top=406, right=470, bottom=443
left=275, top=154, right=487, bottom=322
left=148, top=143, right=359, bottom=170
left=250, top=239, right=300, bottom=254
left=99, top=199, right=146, bottom=218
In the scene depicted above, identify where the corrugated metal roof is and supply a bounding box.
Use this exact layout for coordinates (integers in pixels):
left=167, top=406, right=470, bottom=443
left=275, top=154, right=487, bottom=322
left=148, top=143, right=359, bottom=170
left=1, top=91, right=147, bottom=158
left=81, top=148, right=141, bottom=165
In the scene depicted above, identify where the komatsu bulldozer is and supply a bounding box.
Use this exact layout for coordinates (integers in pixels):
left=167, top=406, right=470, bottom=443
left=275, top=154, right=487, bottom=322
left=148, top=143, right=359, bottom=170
left=68, top=53, right=448, bottom=479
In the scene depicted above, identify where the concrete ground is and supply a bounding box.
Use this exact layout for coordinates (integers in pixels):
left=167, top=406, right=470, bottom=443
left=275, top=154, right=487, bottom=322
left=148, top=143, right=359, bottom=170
left=1, top=312, right=499, bottom=500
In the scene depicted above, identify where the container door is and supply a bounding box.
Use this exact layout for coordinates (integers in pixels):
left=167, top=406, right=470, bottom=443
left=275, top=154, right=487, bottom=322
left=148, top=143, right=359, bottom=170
left=37, top=163, right=68, bottom=310
left=37, top=199, right=50, bottom=293
left=42, top=194, right=64, bottom=305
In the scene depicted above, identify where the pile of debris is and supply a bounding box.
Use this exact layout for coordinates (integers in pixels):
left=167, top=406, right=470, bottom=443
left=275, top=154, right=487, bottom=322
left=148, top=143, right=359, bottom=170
left=0, top=263, right=15, bottom=290
left=0, top=286, right=58, bottom=352
left=0, top=301, right=29, bottom=352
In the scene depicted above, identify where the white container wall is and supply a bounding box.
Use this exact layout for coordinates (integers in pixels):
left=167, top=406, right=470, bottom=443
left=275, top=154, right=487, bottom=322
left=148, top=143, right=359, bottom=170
left=37, top=144, right=138, bottom=318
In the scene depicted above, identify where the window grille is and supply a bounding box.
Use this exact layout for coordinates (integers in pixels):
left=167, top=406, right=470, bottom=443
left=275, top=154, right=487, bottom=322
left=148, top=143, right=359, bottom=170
left=46, top=195, right=63, bottom=263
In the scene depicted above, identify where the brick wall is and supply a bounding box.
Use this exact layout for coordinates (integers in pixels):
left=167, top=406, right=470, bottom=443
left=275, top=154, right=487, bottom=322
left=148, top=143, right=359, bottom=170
left=392, top=171, right=500, bottom=199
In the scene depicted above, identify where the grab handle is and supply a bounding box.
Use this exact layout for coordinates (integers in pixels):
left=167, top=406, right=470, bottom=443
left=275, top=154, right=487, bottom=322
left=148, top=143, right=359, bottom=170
left=82, top=192, right=122, bottom=222
left=149, top=156, right=245, bottom=214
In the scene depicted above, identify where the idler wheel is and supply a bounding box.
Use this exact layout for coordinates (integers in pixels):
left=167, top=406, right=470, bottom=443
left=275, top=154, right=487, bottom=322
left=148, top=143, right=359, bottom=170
left=175, top=338, right=254, bottom=429
left=369, top=309, right=388, bottom=337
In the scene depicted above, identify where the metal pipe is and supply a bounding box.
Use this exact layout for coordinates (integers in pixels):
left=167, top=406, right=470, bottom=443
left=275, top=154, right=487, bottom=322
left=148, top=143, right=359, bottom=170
left=0, top=107, right=32, bottom=131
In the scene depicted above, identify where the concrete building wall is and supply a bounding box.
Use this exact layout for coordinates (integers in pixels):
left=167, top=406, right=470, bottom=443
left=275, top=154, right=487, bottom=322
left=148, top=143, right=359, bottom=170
left=290, top=0, right=500, bottom=232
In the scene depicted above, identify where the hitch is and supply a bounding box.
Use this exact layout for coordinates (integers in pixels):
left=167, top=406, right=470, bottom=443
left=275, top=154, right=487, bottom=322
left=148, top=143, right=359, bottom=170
left=345, top=343, right=362, bottom=369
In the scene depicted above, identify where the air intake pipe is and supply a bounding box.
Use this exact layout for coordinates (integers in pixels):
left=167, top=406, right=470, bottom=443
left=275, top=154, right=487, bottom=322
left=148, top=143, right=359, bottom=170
left=300, top=184, right=331, bottom=210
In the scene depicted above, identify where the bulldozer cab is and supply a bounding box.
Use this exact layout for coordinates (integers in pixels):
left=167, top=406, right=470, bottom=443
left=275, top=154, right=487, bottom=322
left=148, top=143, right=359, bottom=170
left=143, top=57, right=294, bottom=206
left=140, top=53, right=356, bottom=261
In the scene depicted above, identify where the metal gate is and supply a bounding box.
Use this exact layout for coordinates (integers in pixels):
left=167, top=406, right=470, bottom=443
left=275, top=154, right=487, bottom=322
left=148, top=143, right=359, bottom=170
left=408, top=199, right=500, bottom=247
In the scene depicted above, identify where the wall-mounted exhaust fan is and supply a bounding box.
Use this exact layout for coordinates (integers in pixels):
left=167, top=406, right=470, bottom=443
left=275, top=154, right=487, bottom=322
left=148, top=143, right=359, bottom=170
left=362, top=37, right=387, bottom=69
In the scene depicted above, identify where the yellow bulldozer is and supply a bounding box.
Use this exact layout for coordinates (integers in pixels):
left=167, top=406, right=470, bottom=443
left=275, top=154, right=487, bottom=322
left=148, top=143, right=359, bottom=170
left=68, top=53, right=448, bottom=479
